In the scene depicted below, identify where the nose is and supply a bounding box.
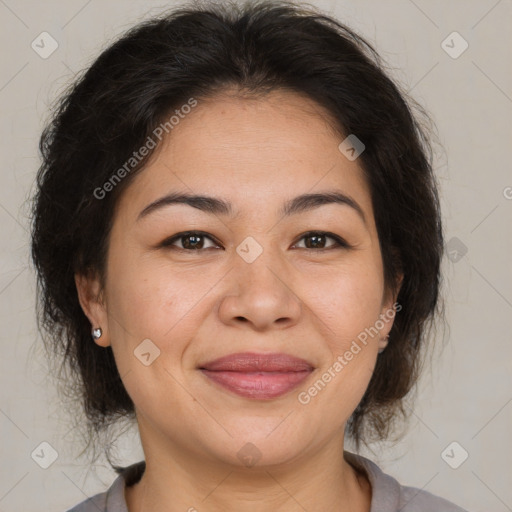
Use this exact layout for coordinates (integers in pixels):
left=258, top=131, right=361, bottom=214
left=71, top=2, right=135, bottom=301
left=217, top=248, right=302, bottom=332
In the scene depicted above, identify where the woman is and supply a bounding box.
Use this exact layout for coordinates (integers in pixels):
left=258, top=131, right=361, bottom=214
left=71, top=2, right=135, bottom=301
left=30, top=1, right=468, bottom=510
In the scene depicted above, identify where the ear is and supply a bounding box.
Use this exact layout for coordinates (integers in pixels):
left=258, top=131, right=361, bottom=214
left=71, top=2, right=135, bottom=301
left=74, top=270, right=110, bottom=347
left=378, top=271, right=404, bottom=351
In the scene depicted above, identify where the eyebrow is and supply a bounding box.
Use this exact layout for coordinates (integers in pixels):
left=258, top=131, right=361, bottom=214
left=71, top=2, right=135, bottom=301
left=137, top=190, right=366, bottom=223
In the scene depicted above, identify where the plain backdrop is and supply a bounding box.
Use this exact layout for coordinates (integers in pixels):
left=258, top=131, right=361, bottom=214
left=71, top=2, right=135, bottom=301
left=0, top=0, right=511, bottom=511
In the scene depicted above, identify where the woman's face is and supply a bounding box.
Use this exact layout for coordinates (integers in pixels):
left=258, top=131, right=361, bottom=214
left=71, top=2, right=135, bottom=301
left=77, top=89, right=399, bottom=468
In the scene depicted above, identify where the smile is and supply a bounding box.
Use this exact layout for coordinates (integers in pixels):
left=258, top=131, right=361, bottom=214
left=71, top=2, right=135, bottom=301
left=200, top=368, right=313, bottom=399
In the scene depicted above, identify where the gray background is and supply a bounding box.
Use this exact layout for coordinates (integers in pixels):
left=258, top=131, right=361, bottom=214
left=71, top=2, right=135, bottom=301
left=0, top=0, right=511, bottom=510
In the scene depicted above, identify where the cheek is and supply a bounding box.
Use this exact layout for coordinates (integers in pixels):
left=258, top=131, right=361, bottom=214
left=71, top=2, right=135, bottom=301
left=305, top=260, right=385, bottom=342
left=299, top=259, right=384, bottom=414
left=106, top=255, right=199, bottom=338
left=104, top=259, right=202, bottom=416
left=297, top=266, right=383, bottom=425
left=104, top=253, right=225, bottom=385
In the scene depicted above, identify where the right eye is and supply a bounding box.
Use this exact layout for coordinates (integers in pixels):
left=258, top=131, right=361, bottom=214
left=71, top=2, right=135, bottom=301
left=160, top=231, right=223, bottom=251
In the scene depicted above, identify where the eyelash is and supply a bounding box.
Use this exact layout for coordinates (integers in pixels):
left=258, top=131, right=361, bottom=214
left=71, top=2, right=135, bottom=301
left=160, top=230, right=350, bottom=252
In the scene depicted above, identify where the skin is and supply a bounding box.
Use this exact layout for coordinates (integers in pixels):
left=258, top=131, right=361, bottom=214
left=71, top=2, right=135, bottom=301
left=75, top=88, right=401, bottom=512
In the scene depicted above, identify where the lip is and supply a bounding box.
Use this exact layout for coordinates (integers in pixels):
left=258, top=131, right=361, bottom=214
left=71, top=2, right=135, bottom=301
left=198, top=352, right=314, bottom=400
left=199, top=352, right=314, bottom=372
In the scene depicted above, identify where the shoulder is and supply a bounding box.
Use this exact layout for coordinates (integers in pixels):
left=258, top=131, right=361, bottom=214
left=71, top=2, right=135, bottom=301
left=65, top=461, right=145, bottom=512
left=398, top=482, right=468, bottom=512
left=344, top=451, right=469, bottom=512
left=66, top=489, right=109, bottom=512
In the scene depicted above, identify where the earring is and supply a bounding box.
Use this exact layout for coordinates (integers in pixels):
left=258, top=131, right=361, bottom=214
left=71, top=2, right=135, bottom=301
left=92, top=327, right=103, bottom=340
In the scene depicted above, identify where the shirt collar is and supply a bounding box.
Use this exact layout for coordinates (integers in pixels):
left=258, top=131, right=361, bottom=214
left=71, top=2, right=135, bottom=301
left=107, top=452, right=400, bottom=512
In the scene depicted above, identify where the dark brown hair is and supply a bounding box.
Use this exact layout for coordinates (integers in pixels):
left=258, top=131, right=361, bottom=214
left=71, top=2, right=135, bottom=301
left=30, top=0, right=443, bottom=459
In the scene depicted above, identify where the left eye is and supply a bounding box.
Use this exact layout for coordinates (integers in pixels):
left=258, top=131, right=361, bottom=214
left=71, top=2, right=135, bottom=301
left=292, top=231, right=348, bottom=250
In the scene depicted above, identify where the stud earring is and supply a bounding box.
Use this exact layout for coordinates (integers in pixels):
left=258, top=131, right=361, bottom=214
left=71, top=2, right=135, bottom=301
left=91, top=327, right=103, bottom=340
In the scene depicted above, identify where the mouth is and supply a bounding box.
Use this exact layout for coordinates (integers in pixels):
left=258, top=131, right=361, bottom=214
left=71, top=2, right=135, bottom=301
left=198, top=352, right=315, bottom=400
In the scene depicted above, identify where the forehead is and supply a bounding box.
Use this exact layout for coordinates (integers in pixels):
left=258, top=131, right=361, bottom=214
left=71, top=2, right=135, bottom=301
left=117, top=90, right=373, bottom=221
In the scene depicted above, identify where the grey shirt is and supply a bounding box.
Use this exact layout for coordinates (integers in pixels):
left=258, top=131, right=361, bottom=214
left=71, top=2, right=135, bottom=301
left=67, top=452, right=468, bottom=511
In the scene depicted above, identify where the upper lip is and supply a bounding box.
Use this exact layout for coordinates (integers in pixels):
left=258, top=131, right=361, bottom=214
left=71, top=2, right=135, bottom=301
left=199, top=352, right=314, bottom=372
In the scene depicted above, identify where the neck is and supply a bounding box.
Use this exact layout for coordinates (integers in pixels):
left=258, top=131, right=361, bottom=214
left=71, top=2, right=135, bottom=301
left=125, top=423, right=371, bottom=512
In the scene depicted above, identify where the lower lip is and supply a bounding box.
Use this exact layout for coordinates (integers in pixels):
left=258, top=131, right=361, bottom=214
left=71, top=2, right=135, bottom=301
left=200, top=369, right=313, bottom=399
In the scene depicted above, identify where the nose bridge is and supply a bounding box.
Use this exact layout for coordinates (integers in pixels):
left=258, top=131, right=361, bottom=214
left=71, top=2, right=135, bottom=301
left=235, top=236, right=289, bottom=297
left=217, top=236, right=302, bottom=330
